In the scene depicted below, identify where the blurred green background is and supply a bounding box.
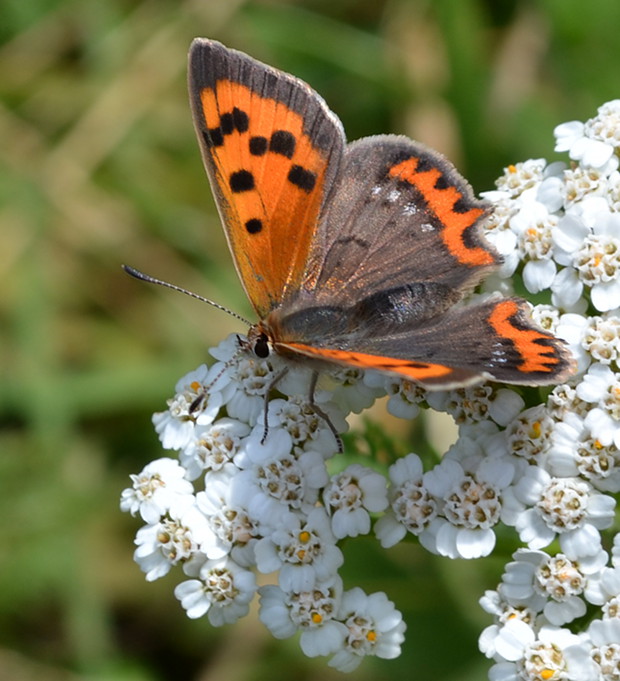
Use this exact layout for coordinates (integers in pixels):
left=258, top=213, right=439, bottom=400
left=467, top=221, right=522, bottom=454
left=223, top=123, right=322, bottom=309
left=2, top=0, right=619, bottom=679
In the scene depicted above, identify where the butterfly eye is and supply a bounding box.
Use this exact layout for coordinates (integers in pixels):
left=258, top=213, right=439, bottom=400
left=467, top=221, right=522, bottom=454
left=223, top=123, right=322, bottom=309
left=253, top=333, right=270, bottom=359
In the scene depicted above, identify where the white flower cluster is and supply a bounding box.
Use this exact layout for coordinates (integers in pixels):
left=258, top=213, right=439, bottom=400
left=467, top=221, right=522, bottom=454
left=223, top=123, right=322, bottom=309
left=474, top=99, right=620, bottom=680
left=121, top=347, right=405, bottom=672
left=121, top=100, right=620, bottom=676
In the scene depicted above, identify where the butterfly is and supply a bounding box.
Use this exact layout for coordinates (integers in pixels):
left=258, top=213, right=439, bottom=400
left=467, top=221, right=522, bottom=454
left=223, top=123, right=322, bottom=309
left=185, top=38, right=572, bottom=396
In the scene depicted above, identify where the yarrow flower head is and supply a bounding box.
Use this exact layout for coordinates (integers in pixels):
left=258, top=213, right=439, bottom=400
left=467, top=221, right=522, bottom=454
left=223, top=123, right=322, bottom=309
left=122, top=98, right=620, bottom=674
left=174, top=556, right=257, bottom=625
left=258, top=576, right=347, bottom=657
left=322, top=463, right=388, bottom=538
left=120, top=457, right=194, bottom=523
left=328, top=588, right=406, bottom=672
left=555, top=100, right=620, bottom=170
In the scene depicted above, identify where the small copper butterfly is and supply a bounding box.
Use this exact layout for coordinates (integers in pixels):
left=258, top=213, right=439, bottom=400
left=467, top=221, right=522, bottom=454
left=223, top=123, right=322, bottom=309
left=183, top=38, right=572, bottom=391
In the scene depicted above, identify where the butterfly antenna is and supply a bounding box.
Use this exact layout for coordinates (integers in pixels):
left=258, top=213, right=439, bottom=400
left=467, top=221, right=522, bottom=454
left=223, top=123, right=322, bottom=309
left=122, top=265, right=252, bottom=326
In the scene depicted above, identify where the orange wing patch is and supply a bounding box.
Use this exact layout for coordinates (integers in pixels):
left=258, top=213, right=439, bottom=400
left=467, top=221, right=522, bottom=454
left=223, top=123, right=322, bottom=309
left=282, top=342, right=457, bottom=381
left=193, top=77, right=331, bottom=316
left=488, top=300, right=567, bottom=375
left=388, top=158, right=493, bottom=267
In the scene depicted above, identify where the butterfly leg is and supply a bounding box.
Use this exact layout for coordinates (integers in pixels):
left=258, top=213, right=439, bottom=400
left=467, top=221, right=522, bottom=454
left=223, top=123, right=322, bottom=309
left=307, top=371, right=344, bottom=454
left=259, top=367, right=344, bottom=453
left=188, top=360, right=233, bottom=415
left=189, top=390, right=207, bottom=413
left=260, top=366, right=290, bottom=444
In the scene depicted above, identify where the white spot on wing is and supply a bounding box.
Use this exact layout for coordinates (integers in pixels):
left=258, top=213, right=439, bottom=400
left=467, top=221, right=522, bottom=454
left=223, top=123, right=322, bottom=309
left=490, top=349, right=508, bottom=365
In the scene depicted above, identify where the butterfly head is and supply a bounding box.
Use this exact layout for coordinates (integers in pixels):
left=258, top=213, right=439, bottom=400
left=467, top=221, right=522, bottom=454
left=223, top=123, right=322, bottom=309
left=244, top=324, right=273, bottom=360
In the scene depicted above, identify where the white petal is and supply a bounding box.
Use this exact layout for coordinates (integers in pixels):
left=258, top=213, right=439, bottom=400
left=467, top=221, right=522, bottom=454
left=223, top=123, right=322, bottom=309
left=544, top=596, right=586, bottom=625
left=554, top=121, right=584, bottom=151
left=374, top=513, right=408, bottom=548
left=455, top=527, right=496, bottom=558
left=523, top=259, right=557, bottom=293
left=559, top=524, right=602, bottom=559
left=582, top=138, right=615, bottom=168
left=591, top=280, right=620, bottom=312
left=554, top=214, right=589, bottom=252
left=494, top=620, right=535, bottom=661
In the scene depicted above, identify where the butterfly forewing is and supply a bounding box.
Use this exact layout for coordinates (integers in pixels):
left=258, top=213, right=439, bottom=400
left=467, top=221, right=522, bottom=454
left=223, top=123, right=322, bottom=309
left=189, top=39, right=346, bottom=317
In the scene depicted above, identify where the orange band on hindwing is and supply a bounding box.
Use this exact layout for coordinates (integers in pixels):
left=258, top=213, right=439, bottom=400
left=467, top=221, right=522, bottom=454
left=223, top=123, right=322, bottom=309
left=388, top=158, right=493, bottom=267
left=283, top=342, right=454, bottom=381
left=488, top=300, right=563, bottom=374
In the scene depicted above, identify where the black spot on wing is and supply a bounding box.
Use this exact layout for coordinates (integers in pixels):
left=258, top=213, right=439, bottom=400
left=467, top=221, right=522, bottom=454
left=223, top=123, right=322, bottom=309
left=414, top=153, right=433, bottom=173
left=453, top=197, right=472, bottom=213
left=205, top=128, right=223, bottom=148
left=245, top=218, right=263, bottom=234
left=230, top=170, right=255, bottom=193
left=269, top=130, right=296, bottom=158
left=220, top=112, right=235, bottom=135
left=249, top=136, right=268, bottom=156
left=287, top=165, right=316, bottom=192
left=206, top=107, right=249, bottom=147
left=232, top=107, right=249, bottom=133
left=434, top=173, right=449, bottom=190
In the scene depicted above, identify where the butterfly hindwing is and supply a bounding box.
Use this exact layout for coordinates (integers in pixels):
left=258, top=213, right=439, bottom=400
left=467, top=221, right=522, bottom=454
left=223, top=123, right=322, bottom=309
left=300, top=136, right=499, bottom=309
left=189, top=39, right=346, bottom=317
left=281, top=297, right=574, bottom=388
left=270, top=134, right=572, bottom=387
